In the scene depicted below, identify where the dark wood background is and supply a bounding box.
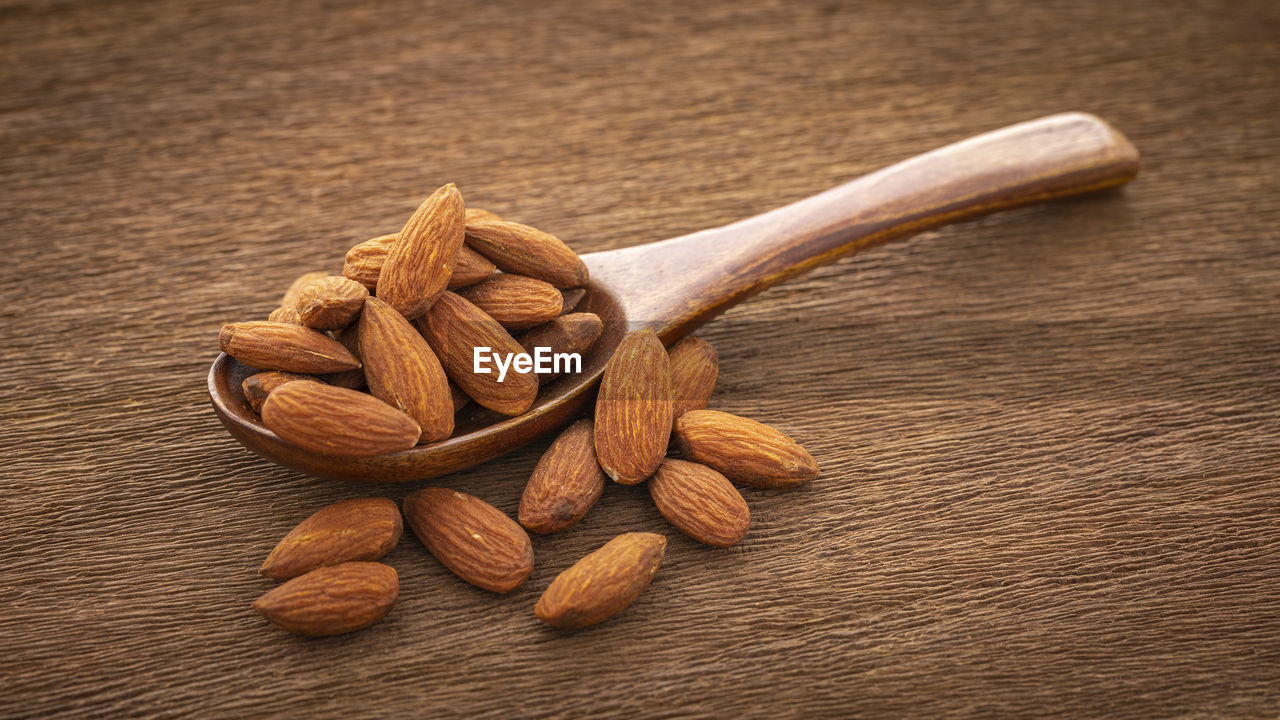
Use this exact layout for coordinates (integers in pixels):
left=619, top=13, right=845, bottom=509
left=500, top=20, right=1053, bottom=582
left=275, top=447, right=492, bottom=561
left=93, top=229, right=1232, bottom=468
left=3, top=1, right=1278, bottom=717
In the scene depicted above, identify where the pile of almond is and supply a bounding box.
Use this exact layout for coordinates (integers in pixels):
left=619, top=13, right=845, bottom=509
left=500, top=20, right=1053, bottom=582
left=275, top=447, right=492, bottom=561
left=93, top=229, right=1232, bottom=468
left=223, top=184, right=817, bottom=635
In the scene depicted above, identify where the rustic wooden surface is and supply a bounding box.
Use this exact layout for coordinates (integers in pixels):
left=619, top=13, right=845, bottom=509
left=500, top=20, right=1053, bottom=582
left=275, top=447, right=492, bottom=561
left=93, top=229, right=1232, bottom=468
left=2, top=1, right=1278, bottom=717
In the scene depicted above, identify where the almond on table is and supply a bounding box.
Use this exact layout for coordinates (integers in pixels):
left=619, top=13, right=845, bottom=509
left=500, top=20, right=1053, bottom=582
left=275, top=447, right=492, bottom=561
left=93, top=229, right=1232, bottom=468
left=535, top=532, right=666, bottom=630
left=253, top=562, right=399, bottom=637
left=594, top=328, right=673, bottom=484
left=667, top=336, right=718, bottom=423
left=519, top=419, right=606, bottom=534
left=402, top=487, right=534, bottom=593
left=649, top=458, right=749, bottom=547
left=259, top=498, right=403, bottom=580
left=673, top=409, right=818, bottom=489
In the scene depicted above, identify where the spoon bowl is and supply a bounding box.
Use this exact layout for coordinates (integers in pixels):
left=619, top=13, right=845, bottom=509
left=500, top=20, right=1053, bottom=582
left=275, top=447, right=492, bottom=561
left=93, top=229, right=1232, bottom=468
left=209, top=112, right=1139, bottom=482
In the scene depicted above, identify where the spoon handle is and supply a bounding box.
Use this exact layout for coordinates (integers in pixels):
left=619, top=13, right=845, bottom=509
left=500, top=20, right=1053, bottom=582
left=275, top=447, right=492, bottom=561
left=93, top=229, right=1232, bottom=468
left=589, top=112, right=1139, bottom=339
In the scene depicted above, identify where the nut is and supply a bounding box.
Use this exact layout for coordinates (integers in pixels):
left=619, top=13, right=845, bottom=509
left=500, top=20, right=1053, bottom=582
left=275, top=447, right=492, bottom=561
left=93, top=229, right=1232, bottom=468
left=519, top=419, right=606, bottom=534
left=358, top=296, right=453, bottom=443
left=673, top=409, right=818, bottom=488
left=517, top=312, right=603, bottom=385
left=667, top=336, right=718, bottom=424
left=294, top=275, right=369, bottom=330
left=261, top=381, right=421, bottom=457
left=648, top=458, right=749, bottom=547
left=219, top=321, right=360, bottom=374
left=534, top=532, right=666, bottom=630
left=252, top=562, right=399, bottom=636
left=456, top=274, right=563, bottom=330
left=259, top=498, right=403, bottom=580
left=402, top=487, right=533, bottom=593
left=464, top=220, right=588, bottom=289
left=241, top=371, right=316, bottom=414
left=377, top=183, right=465, bottom=319
left=594, top=329, right=672, bottom=484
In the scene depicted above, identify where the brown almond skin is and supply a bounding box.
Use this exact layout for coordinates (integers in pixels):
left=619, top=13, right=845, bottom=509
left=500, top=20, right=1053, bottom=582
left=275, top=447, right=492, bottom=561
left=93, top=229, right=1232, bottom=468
left=253, top=562, right=398, bottom=636
left=535, top=532, right=666, bottom=630
left=594, top=329, right=672, bottom=484
left=518, top=313, right=603, bottom=385
left=673, top=410, right=818, bottom=488
left=259, top=498, right=403, bottom=580
left=343, top=233, right=397, bottom=290
left=649, top=459, right=749, bottom=547
left=267, top=306, right=302, bottom=325
left=377, top=183, right=466, bottom=319
left=322, top=323, right=367, bottom=390
left=281, top=270, right=329, bottom=308
left=219, top=321, right=360, bottom=374
left=519, top=419, right=606, bottom=534
left=294, top=275, right=369, bottom=330
left=464, top=207, right=501, bottom=224
left=668, top=336, right=718, bottom=424
left=559, top=287, right=586, bottom=315
left=448, top=381, right=471, bottom=413
left=449, top=245, right=498, bottom=289
left=464, top=220, right=588, bottom=289
left=242, top=371, right=316, bottom=413
left=416, top=291, right=538, bottom=416
left=456, top=274, right=563, bottom=331
left=262, top=382, right=421, bottom=457
left=402, top=487, right=533, bottom=593
left=359, top=297, right=453, bottom=443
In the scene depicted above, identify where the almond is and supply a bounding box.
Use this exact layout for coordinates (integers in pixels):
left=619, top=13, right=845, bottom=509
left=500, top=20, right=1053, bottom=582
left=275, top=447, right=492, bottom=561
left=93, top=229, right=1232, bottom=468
left=518, top=313, right=603, bottom=385
left=456, top=274, right=563, bottom=331
left=465, top=207, right=501, bottom=224
left=242, top=371, right=316, bottom=413
left=668, top=336, right=718, bottom=423
left=449, top=245, right=498, bottom=289
left=559, top=287, right=586, bottom=315
left=267, top=306, right=302, bottom=325
left=673, top=410, right=818, bottom=488
left=343, top=233, right=397, bottom=290
left=262, top=381, right=420, bottom=457
left=649, top=459, right=749, bottom=547
left=252, top=562, right=398, bottom=636
left=464, top=220, right=588, bottom=289
left=219, top=321, right=360, bottom=374
left=534, top=532, right=666, bottom=630
left=594, top=329, right=672, bottom=484
left=519, top=419, right=606, bottom=534
left=378, top=183, right=466, bottom=319
left=358, top=297, right=453, bottom=443
left=281, top=270, right=328, bottom=308
left=402, top=487, right=533, bottom=593
left=259, top=498, right=403, bottom=580
left=416, top=291, right=538, bottom=416
left=294, top=275, right=369, bottom=330
left=322, top=323, right=367, bottom=390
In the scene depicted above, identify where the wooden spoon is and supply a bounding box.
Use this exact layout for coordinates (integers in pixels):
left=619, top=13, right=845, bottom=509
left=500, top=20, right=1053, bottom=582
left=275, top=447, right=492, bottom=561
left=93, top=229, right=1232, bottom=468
left=209, top=112, right=1139, bottom=482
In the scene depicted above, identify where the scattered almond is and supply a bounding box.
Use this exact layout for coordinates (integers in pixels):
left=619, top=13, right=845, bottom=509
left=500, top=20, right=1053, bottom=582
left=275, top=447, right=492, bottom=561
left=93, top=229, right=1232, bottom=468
left=673, top=409, right=818, bottom=488
left=377, top=183, right=465, bottom=319
left=668, top=336, right=718, bottom=423
left=242, top=371, right=316, bottom=414
left=456, top=274, right=563, bottom=330
left=465, top=220, right=588, bottom=288
left=519, top=419, right=606, bottom=534
left=259, top=498, right=403, bottom=580
left=594, top=329, right=672, bottom=484
left=262, top=381, right=420, bottom=457
left=649, top=459, right=749, bottom=547
left=219, top=321, right=360, bottom=374
left=402, top=487, right=533, bottom=593
left=518, top=313, right=603, bottom=385
left=417, top=291, right=538, bottom=416
left=534, top=532, right=666, bottom=630
left=359, top=297, right=453, bottom=443
left=253, top=562, right=399, bottom=636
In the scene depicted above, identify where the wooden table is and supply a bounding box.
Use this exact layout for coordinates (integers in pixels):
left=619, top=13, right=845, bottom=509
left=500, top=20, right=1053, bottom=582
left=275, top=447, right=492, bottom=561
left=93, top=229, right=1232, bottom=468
left=3, top=1, right=1277, bottom=717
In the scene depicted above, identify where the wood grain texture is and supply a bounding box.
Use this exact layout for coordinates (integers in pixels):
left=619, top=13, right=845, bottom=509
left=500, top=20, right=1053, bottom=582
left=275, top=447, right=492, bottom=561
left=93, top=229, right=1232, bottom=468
left=1, top=0, right=1278, bottom=718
